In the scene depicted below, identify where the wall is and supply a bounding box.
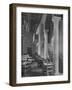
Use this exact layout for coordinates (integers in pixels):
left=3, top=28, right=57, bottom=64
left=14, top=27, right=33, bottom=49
left=0, top=0, right=72, bottom=90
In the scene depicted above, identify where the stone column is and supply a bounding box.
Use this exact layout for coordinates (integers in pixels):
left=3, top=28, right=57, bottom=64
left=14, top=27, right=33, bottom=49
left=44, top=29, right=48, bottom=59
left=40, top=14, right=48, bottom=59
left=35, top=27, right=40, bottom=55
left=37, top=14, right=47, bottom=57
left=38, top=26, right=41, bottom=56
left=52, top=15, right=61, bottom=75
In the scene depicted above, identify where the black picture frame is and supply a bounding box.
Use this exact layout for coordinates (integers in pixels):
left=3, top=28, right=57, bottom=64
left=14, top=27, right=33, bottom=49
left=9, top=3, right=70, bottom=86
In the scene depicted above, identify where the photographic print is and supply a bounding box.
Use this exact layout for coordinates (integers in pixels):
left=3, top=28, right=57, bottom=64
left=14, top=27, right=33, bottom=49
left=9, top=3, right=70, bottom=86
left=21, top=13, right=63, bottom=77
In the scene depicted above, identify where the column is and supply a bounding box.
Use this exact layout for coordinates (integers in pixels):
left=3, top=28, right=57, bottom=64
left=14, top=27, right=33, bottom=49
left=37, top=14, right=47, bottom=57
left=40, top=14, right=47, bottom=59
left=44, top=29, right=48, bottom=59
left=35, top=27, right=40, bottom=55
left=38, top=26, right=41, bottom=56
left=52, top=15, right=61, bottom=75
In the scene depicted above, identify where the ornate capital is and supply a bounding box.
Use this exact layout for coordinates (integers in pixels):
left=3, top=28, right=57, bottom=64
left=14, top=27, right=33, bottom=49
left=52, top=15, right=61, bottom=24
